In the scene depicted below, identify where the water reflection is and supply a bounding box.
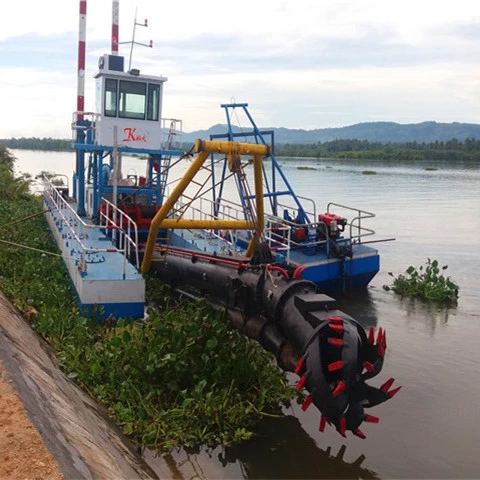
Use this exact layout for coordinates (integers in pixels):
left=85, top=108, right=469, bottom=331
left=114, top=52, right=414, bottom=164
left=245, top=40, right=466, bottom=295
left=398, top=296, right=453, bottom=335
left=332, top=288, right=380, bottom=328
left=223, top=416, right=379, bottom=480
left=141, top=415, right=380, bottom=479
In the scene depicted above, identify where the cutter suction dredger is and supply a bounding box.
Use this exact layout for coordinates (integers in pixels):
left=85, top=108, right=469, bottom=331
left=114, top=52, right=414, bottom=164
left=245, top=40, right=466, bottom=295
left=149, top=246, right=401, bottom=439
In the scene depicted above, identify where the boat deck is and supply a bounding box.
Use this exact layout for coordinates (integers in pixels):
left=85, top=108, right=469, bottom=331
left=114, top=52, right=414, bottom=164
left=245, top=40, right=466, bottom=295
left=171, top=228, right=377, bottom=263
left=168, top=228, right=379, bottom=291
left=43, top=191, right=145, bottom=319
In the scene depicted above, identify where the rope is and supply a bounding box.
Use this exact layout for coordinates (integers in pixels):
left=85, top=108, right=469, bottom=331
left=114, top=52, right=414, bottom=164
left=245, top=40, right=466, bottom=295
left=0, top=209, right=50, bottom=229
left=0, top=238, right=77, bottom=262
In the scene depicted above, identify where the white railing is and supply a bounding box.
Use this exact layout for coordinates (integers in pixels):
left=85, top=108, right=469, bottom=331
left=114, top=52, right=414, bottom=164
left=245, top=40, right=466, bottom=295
left=278, top=195, right=317, bottom=224
left=160, top=118, right=183, bottom=150
left=172, top=195, right=244, bottom=251
left=264, top=215, right=331, bottom=263
left=171, top=195, right=331, bottom=263
left=71, top=111, right=100, bottom=143
left=278, top=196, right=376, bottom=245
left=98, top=199, right=140, bottom=268
left=169, top=186, right=379, bottom=261
left=43, top=177, right=139, bottom=276
left=327, top=202, right=376, bottom=244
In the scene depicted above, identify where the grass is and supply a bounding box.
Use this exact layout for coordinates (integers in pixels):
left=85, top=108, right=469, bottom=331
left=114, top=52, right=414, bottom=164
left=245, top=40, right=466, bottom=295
left=0, top=195, right=295, bottom=451
left=362, top=170, right=377, bottom=175
left=383, top=258, right=459, bottom=305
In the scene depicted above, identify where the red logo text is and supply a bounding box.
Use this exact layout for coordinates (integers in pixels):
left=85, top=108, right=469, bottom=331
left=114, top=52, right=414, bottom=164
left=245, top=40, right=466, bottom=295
left=122, top=127, right=147, bottom=143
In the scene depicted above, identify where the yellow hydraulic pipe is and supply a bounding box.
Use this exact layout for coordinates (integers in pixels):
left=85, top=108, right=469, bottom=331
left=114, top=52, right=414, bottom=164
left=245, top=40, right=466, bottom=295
left=194, top=139, right=270, bottom=157
left=141, top=150, right=210, bottom=273
left=245, top=153, right=265, bottom=257
left=253, top=153, right=264, bottom=234
left=159, top=219, right=253, bottom=230
left=141, top=140, right=271, bottom=273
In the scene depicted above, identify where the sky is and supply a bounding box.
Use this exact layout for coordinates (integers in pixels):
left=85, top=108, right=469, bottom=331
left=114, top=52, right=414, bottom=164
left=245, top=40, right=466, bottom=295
left=1, top=0, right=480, bottom=138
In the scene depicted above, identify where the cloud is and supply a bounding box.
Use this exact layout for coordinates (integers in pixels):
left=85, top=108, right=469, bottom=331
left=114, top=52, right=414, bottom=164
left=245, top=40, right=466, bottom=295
left=0, top=67, right=75, bottom=138
left=1, top=0, right=480, bottom=137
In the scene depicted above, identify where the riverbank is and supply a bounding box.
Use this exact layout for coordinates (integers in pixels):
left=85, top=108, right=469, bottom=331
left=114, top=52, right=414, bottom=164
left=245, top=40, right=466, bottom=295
left=0, top=362, right=63, bottom=480
left=0, top=290, right=162, bottom=479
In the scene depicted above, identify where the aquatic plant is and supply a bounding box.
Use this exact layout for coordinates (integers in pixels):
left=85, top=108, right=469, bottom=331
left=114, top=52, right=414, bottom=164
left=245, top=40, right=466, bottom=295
left=0, top=192, right=294, bottom=451
left=384, top=259, right=459, bottom=304
left=59, top=298, right=293, bottom=449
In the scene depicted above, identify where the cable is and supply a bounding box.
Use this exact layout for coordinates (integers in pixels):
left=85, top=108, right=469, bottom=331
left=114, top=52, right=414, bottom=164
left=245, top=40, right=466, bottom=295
left=0, top=238, right=77, bottom=262
left=0, top=209, right=50, bottom=229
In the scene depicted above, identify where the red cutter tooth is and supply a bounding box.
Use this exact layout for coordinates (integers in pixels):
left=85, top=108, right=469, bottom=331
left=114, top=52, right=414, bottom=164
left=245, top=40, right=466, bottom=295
left=328, top=360, right=343, bottom=372
left=387, top=386, right=402, bottom=398
left=368, top=326, right=375, bottom=344
left=354, top=428, right=366, bottom=439
left=364, top=414, right=380, bottom=423
left=338, top=417, right=347, bottom=437
left=382, top=330, right=387, bottom=348
left=377, top=344, right=385, bottom=357
left=380, top=377, right=395, bottom=392
left=301, top=395, right=313, bottom=411
left=319, top=415, right=329, bottom=432
left=363, top=361, right=374, bottom=372
left=376, top=327, right=384, bottom=345
left=328, top=315, right=343, bottom=323
left=328, top=323, right=344, bottom=333
left=294, top=357, right=305, bottom=374
left=296, top=375, right=307, bottom=391
left=328, top=337, right=343, bottom=346
left=332, top=380, right=346, bottom=397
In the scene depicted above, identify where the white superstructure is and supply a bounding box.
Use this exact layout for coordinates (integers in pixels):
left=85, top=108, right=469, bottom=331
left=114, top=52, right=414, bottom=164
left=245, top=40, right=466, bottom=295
left=94, top=54, right=167, bottom=150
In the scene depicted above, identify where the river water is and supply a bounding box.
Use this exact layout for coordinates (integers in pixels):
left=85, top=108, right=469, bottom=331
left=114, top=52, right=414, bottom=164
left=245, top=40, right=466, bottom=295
left=12, top=149, right=480, bottom=479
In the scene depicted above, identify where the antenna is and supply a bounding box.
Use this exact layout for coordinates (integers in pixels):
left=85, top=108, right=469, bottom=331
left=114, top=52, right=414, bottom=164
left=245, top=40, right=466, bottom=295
left=117, top=7, right=153, bottom=72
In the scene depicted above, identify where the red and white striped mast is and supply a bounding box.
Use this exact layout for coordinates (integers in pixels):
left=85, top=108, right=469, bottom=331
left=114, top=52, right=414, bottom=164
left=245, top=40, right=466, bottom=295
left=77, top=0, right=87, bottom=120
left=112, top=0, right=119, bottom=55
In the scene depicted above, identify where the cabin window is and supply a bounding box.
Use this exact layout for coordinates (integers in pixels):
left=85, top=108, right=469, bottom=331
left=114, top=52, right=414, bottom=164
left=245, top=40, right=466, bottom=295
left=118, top=80, right=146, bottom=120
left=147, top=84, right=160, bottom=121
left=104, top=79, right=118, bottom=117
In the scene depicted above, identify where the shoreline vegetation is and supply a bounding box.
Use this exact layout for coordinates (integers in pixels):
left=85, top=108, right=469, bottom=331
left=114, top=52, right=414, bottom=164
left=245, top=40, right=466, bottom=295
left=3, top=136, right=480, bottom=161
left=0, top=145, right=295, bottom=451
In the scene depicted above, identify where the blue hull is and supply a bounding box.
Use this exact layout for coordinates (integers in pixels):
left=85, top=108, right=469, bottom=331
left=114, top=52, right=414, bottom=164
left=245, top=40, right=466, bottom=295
left=302, top=254, right=380, bottom=291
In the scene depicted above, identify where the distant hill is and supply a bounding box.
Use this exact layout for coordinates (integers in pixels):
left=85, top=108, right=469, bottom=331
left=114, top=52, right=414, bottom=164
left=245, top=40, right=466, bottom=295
left=182, top=121, right=480, bottom=145
left=4, top=121, right=480, bottom=152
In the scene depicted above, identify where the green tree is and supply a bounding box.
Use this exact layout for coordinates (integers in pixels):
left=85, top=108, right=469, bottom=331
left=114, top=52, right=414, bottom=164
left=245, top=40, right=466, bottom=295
left=0, top=144, right=32, bottom=200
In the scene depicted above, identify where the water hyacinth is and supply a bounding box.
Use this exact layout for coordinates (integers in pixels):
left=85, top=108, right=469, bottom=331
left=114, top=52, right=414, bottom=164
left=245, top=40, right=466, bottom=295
left=0, top=189, right=295, bottom=451
left=384, top=259, right=459, bottom=305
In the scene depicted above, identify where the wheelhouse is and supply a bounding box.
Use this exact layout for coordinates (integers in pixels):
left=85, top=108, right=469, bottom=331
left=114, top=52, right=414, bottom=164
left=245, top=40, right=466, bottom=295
left=94, top=54, right=167, bottom=150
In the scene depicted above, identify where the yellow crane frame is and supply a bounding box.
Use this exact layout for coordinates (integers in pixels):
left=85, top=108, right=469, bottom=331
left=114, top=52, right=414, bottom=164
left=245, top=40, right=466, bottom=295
left=141, top=139, right=271, bottom=273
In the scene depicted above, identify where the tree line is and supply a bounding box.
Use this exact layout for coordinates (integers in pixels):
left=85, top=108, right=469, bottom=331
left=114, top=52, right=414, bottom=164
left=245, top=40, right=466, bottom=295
left=0, top=137, right=71, bottom=151
left=275, top=138, right=480, bottom=161
left=3, top=136, right=480, bottom=161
